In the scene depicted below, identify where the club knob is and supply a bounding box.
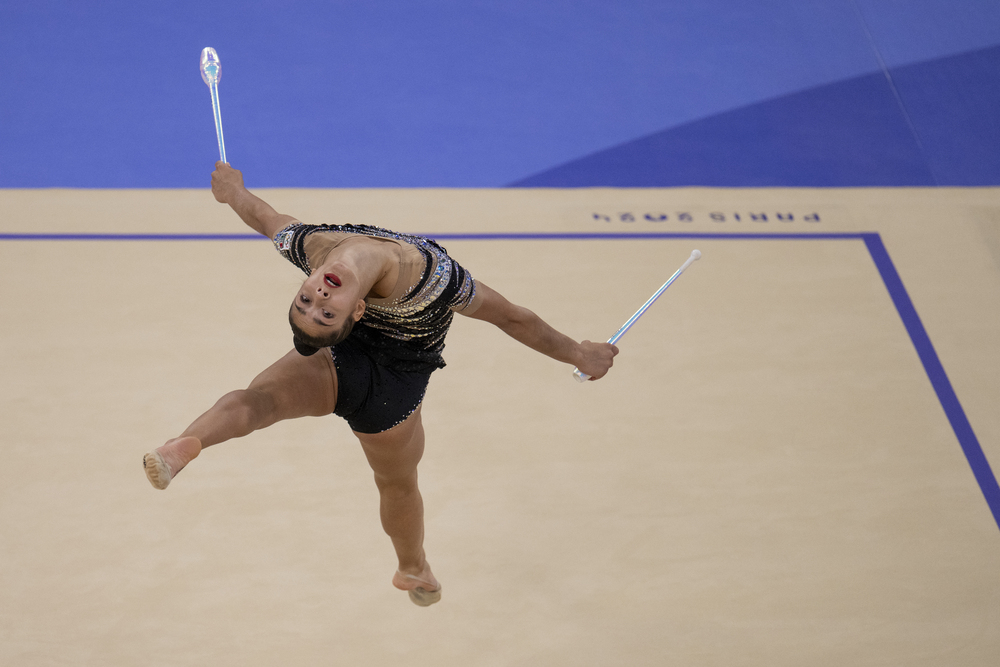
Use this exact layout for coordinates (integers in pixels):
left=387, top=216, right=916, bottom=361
left=200, top=47, right=221, bottom=86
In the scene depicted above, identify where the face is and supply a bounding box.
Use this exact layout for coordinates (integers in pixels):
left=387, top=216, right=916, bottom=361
left=290, top=270, right=365, bottom=339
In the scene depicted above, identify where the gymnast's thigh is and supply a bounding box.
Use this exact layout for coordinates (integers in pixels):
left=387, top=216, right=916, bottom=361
left=245, top=348, right=339, bottom=421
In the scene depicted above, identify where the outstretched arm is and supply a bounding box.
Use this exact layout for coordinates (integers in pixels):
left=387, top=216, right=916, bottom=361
left=210, top=162, right=297, bottom=238
left=461, top=282, right=618, bottom=380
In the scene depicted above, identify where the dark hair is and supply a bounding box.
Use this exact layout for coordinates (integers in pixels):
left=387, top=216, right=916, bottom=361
left=289, top=311, right=357, bottom=356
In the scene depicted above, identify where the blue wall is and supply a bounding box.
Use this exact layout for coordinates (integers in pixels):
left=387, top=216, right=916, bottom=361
left=2, top=1, right=998, bottom=188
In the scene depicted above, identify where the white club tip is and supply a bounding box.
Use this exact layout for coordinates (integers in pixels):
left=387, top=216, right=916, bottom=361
left=200, top=47, right=221, bottom=86
left=691, top=249, right=702, bottom=260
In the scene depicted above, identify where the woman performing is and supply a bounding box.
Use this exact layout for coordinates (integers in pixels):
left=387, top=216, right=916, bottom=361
left=143, top=162, right=619, bottom=606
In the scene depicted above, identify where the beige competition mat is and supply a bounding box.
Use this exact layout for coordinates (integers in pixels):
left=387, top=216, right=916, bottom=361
left=1, top=186, right=998, bottom=665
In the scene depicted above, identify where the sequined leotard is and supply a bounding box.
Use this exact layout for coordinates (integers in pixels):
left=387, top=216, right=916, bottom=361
left=272, top=222, right=479, bottom=432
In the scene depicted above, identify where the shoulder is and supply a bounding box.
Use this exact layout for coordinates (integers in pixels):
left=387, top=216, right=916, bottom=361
left=272, top=221, right=303, bottom=251
left=272, top=221, right=322, bottom=272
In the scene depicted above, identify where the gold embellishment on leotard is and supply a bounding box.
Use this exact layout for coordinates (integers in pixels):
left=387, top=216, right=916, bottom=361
left=274, top=222, right=477, bottom=365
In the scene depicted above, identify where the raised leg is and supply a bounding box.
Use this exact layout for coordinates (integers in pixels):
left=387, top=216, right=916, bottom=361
left=143, top=349, right=338, bottom=489
left=354, top=407, right=442, bottom=606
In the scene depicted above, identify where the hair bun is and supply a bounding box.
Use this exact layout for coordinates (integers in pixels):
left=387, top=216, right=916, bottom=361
left=293, top=337, right=320, bottom=356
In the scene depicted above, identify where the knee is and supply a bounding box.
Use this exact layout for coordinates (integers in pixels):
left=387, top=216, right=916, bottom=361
left=215, top=389, right=276, bottom=430
left=373, top=471, right=419, bottom=498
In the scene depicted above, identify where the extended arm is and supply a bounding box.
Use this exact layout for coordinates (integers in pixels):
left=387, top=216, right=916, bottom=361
left=210, top=162, right=297, bottom=238
left=462, top=282, right=618, bottom=380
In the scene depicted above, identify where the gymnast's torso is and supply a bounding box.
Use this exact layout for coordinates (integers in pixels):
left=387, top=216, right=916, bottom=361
left=273, top=222, right=482, bottom=372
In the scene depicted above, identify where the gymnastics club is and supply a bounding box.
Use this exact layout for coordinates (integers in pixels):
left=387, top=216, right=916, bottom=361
left=573, top=249, right=701, bottom=382
left=200, top=47, right=227, bottom=162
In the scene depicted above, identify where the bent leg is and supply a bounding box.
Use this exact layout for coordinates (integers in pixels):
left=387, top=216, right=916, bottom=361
left=144, top=349, right=338, bottom=489
left=355, top=407, right=441, bottom=605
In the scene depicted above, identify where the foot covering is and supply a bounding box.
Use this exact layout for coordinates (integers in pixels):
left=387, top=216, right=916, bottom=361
left=143, top=450, right=172, bottom=490
left=399, top=572, right=442, bottom=607
left=143, top=438, right=201, bottom=490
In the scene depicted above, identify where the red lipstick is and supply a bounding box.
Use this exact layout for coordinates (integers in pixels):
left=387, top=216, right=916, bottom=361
left=324, top=273, right=341, bottom=288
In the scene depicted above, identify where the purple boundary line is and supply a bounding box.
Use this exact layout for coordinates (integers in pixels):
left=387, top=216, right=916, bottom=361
left=862, top=234, right=1000, bottom=530
left=3, top=230, right=996, bottom=529
left=1, top=231, right=856, bottom=242
left=0, top=233, right=262, bottom=241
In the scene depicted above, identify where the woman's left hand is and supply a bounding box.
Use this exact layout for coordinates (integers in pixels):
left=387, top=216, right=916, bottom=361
left=211, top=161, right=245, bottom=204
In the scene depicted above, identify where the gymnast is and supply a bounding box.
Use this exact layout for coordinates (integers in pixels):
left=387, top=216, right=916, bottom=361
left=143, top=162, right=618, bottom=606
